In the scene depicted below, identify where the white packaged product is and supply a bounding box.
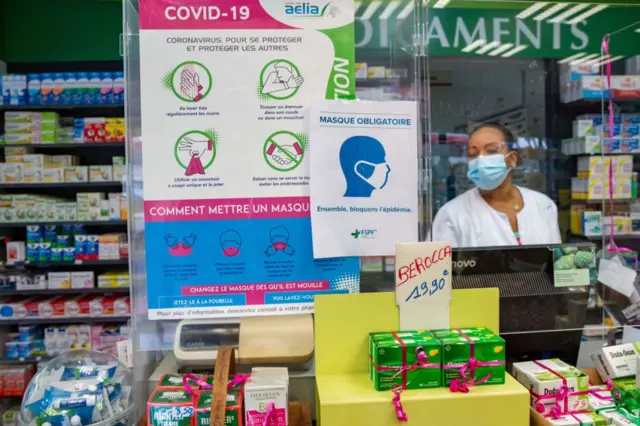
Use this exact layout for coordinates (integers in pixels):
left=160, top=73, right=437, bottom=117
left=592, top=343, right=640, bottom=379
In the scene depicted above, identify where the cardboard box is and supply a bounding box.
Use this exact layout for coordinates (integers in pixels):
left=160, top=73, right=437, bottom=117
left=89, top=165, right=113, bottom=182
left=71, top=271, right=94, bottom=289
left=47, top=272, right=71, bottom=289
left=64, top=166, right=88, bottom=182
left=591, top=343, right=640, bottom=379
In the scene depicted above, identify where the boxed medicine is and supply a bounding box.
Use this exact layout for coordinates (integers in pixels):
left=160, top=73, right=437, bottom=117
left=592, top=343, right=640, bottom=379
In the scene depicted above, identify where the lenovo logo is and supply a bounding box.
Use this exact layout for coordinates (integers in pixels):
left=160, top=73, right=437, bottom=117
left=453, top=260, right=476, bottom=268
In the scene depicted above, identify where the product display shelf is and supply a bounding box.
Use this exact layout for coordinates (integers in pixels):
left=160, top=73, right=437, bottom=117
left=314, top=289, right=529, bottom=426
left=0, top=220, right=126, bottom=228
left=0, top=287, right=129, bottom=296
left=0, top=316, right=130, bottom=325
left=11, top=258, right=129, bottom=268
left=0, top=356, right=52, bottom=365
left=0, top=143, right=126, bottom=149
left=0, top=104, right=125, bottom=111
left=0, top=182, right=122, bottom=189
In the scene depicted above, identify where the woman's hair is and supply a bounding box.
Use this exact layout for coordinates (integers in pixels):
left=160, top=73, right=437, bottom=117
left=469, top=123, right=515, bottom=144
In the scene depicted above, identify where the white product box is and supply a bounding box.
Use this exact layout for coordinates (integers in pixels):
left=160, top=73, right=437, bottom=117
left=244, top=373, right=289, bottom=426
left=16, top=275, right=46, bottom=291
left=42, top=168, right=64, bottom=183
left=71, top=271, right=94, bottom=289
left=112, top=164, right=125, bottom=181
left=573, top=120, right=596, bottom=138
left=89, top=165, right=113, bottom=182
left=47, top=272, right=71, bottom=289
left=64, top=166, right=88, bottom=182
left=108, top=194, right=121, bottom=220
left=512, top=359, right=589, bottom=415
left=592, top=343, right=640, bottom=379
left=6, top=241, right=25, bottom=264
left=0, top=163, right=24, bottom=183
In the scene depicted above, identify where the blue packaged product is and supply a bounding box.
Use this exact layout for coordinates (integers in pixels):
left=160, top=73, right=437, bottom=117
left=38, top=243, right=52, bottom=262
left=623, top=114, right=640, bottom=125
left=40, top=73, right=54, bottom=105
left=623, top=124, right=640, bottom=138
left=50, top=247, right=63, bottom=263
left=76, top=72, right=89, bottom=104
left=86, top=235, right=99, bottom=259
left=61, top=225, right=73, bottom=235
left=43, top=225, right=57, bottom=243
left=74, top=235, right=87, bottom=259
left=27, top=74, right=41, bottom=105
left=88, top=72, right=101, bottom=104
left=113, top=71, right=124, bottom=104
left=4, top=342, right=18, bottom=359
left=74, top=118, right=85, bottom=142
left=72, top=224, right=85, bottom=235
left=26, top=225, right=43, bottom=243
left=64, top=72, right=77, bottom=104
left=18, top=325, right=37, bottom=341
left=56, top=235, right=70, bottom=248
left=62, top=247, right=76, bottom=262
left=100, top=72, right=113, bottom=104
left=52, top=73, right=65, bottom=104
left=27, top=243, right=39, bottom=263
left=623, top=138, right=640, bottom=153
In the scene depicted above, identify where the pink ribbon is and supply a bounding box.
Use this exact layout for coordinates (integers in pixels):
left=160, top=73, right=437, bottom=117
left=369, top=333, right=441, bottom=422
left=447, top=330, right=505, bottom=393
left=392, top=386, right=408, bottom=423
left=262, top=402, right=275, bottom=426
left=529, top=361, right=590, bottom=418
left=182, top=373, right=251, bottom=397
left=602, top=34, right=639, bottom=271
left=589, top=380, right=613, bottom=401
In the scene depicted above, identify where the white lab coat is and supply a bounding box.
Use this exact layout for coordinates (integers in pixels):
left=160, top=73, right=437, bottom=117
left=432, top=186, right=562, bottom=248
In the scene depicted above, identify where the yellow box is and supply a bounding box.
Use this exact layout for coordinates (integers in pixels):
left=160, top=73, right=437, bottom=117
left=314, top=290, right=530, bottom=426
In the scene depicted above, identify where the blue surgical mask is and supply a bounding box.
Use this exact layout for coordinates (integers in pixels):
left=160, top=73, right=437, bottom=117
left=467, top=154, right=511, bottom=190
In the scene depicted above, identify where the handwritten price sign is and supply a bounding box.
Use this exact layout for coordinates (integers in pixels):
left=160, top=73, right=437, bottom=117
left=395, top=241, right=453, bottom=330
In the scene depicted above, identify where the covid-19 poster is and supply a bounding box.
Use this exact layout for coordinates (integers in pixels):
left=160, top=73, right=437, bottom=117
left=139, top=0, right=359, bottom=319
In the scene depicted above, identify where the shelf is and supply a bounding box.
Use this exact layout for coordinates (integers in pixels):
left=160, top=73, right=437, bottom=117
left=6, top=259, right=129, bottom=268
left=576, top=234, right=640, bottom=241
left=0, top=356, right=52, bottom=364
left=0, top=143, right=125, bottom=149
left=571, top=198, right=634, bottom=204
left=0, top=181, right=122, bottom=189
left=0, top=316, right=130, bottom=325
left=0, top=288, right=129, bottom=296
left=0, top=220, right=126, bottom=228
left=0, top=104, right=124, bottom=111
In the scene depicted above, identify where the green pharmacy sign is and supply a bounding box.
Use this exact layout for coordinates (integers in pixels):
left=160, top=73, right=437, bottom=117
left=354, top=2, right=640, bottom=58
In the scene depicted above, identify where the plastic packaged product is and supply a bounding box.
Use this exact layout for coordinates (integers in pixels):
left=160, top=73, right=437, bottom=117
left=88, top=72, right=102, bottom=104
left=64, top=72, right=77, bottom=105
left=112, top=72, right=124, bottom=104
left=100, top=72, right=113, bottom=104
left=513, top=359, right=590, bottom=415
left=27, top=74, right=41, bottom=105
left=368, top=330, right=441, bottom=391
left=5, top=342, right=19, bottom=359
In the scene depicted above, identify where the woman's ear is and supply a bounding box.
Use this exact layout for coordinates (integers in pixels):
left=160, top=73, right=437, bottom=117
left=507, top=151, right=519, bottom=168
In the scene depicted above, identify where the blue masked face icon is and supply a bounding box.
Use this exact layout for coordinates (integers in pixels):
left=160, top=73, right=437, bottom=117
left=220, top=230, right=242, bottom=257
left=339, top=136, right=390, bottom=198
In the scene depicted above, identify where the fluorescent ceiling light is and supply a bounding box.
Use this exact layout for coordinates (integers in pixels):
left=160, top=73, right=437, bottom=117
left=636, top=28, right=640, bottom=33
left=571, top=53, right=599, bottom=65
left=516, top=2, right=547, bottom=19
left=582, top=55, right=608, bottom=66
left=379, top=1, right=401, bottom=19
left=566, top=4, right=608, bottom=25
left=591, top=55, right=625, bottom=68
left=462, top=39, right=486, bottom=53
left=548, top=4, right=590, bottom=24
left=476, top=41, right=501, bottom=54
left=433, top=0, right=451, bottom=8
left=533, top=3, right=569, bottom=21
left=488, top=43, right=515, bottom=56
left=558, top=52, right=588, bottom=64
left=360, top=1, right=382, bottom=20
left=501, top=45, right=529, bottom=58
left=397, top=2, right=414, bottom=20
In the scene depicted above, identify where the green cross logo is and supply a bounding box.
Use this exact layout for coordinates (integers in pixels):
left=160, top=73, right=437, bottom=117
left=351, top=229, right=361, bottom=239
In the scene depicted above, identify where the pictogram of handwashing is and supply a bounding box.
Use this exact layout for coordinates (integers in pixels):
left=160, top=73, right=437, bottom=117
left=165, top=233, right=197, bottom=256
left=180, top=65, right=204, bottom=102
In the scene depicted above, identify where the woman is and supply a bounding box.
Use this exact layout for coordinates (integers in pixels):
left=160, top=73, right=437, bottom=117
left=432, top=123, right=562, bottom=248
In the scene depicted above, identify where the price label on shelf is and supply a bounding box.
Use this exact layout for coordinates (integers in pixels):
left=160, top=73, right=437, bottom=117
left=395, top=241, right=452, bottom=330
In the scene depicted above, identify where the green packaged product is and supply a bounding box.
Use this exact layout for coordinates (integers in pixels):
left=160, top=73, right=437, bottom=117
left=440, top=329, right=505, bottom=388
left=147, top=389, right=194, bottom=426
left=195, top=389, right=243, bottom=426
left=369, top=330, right=442, bottom=391
left=612, top=377, right=637, bottom=391
left=431, top=327, right=494, bottom=339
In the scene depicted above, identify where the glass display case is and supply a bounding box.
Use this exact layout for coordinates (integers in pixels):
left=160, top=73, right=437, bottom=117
left=122, top=0, right=640, bottom=422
